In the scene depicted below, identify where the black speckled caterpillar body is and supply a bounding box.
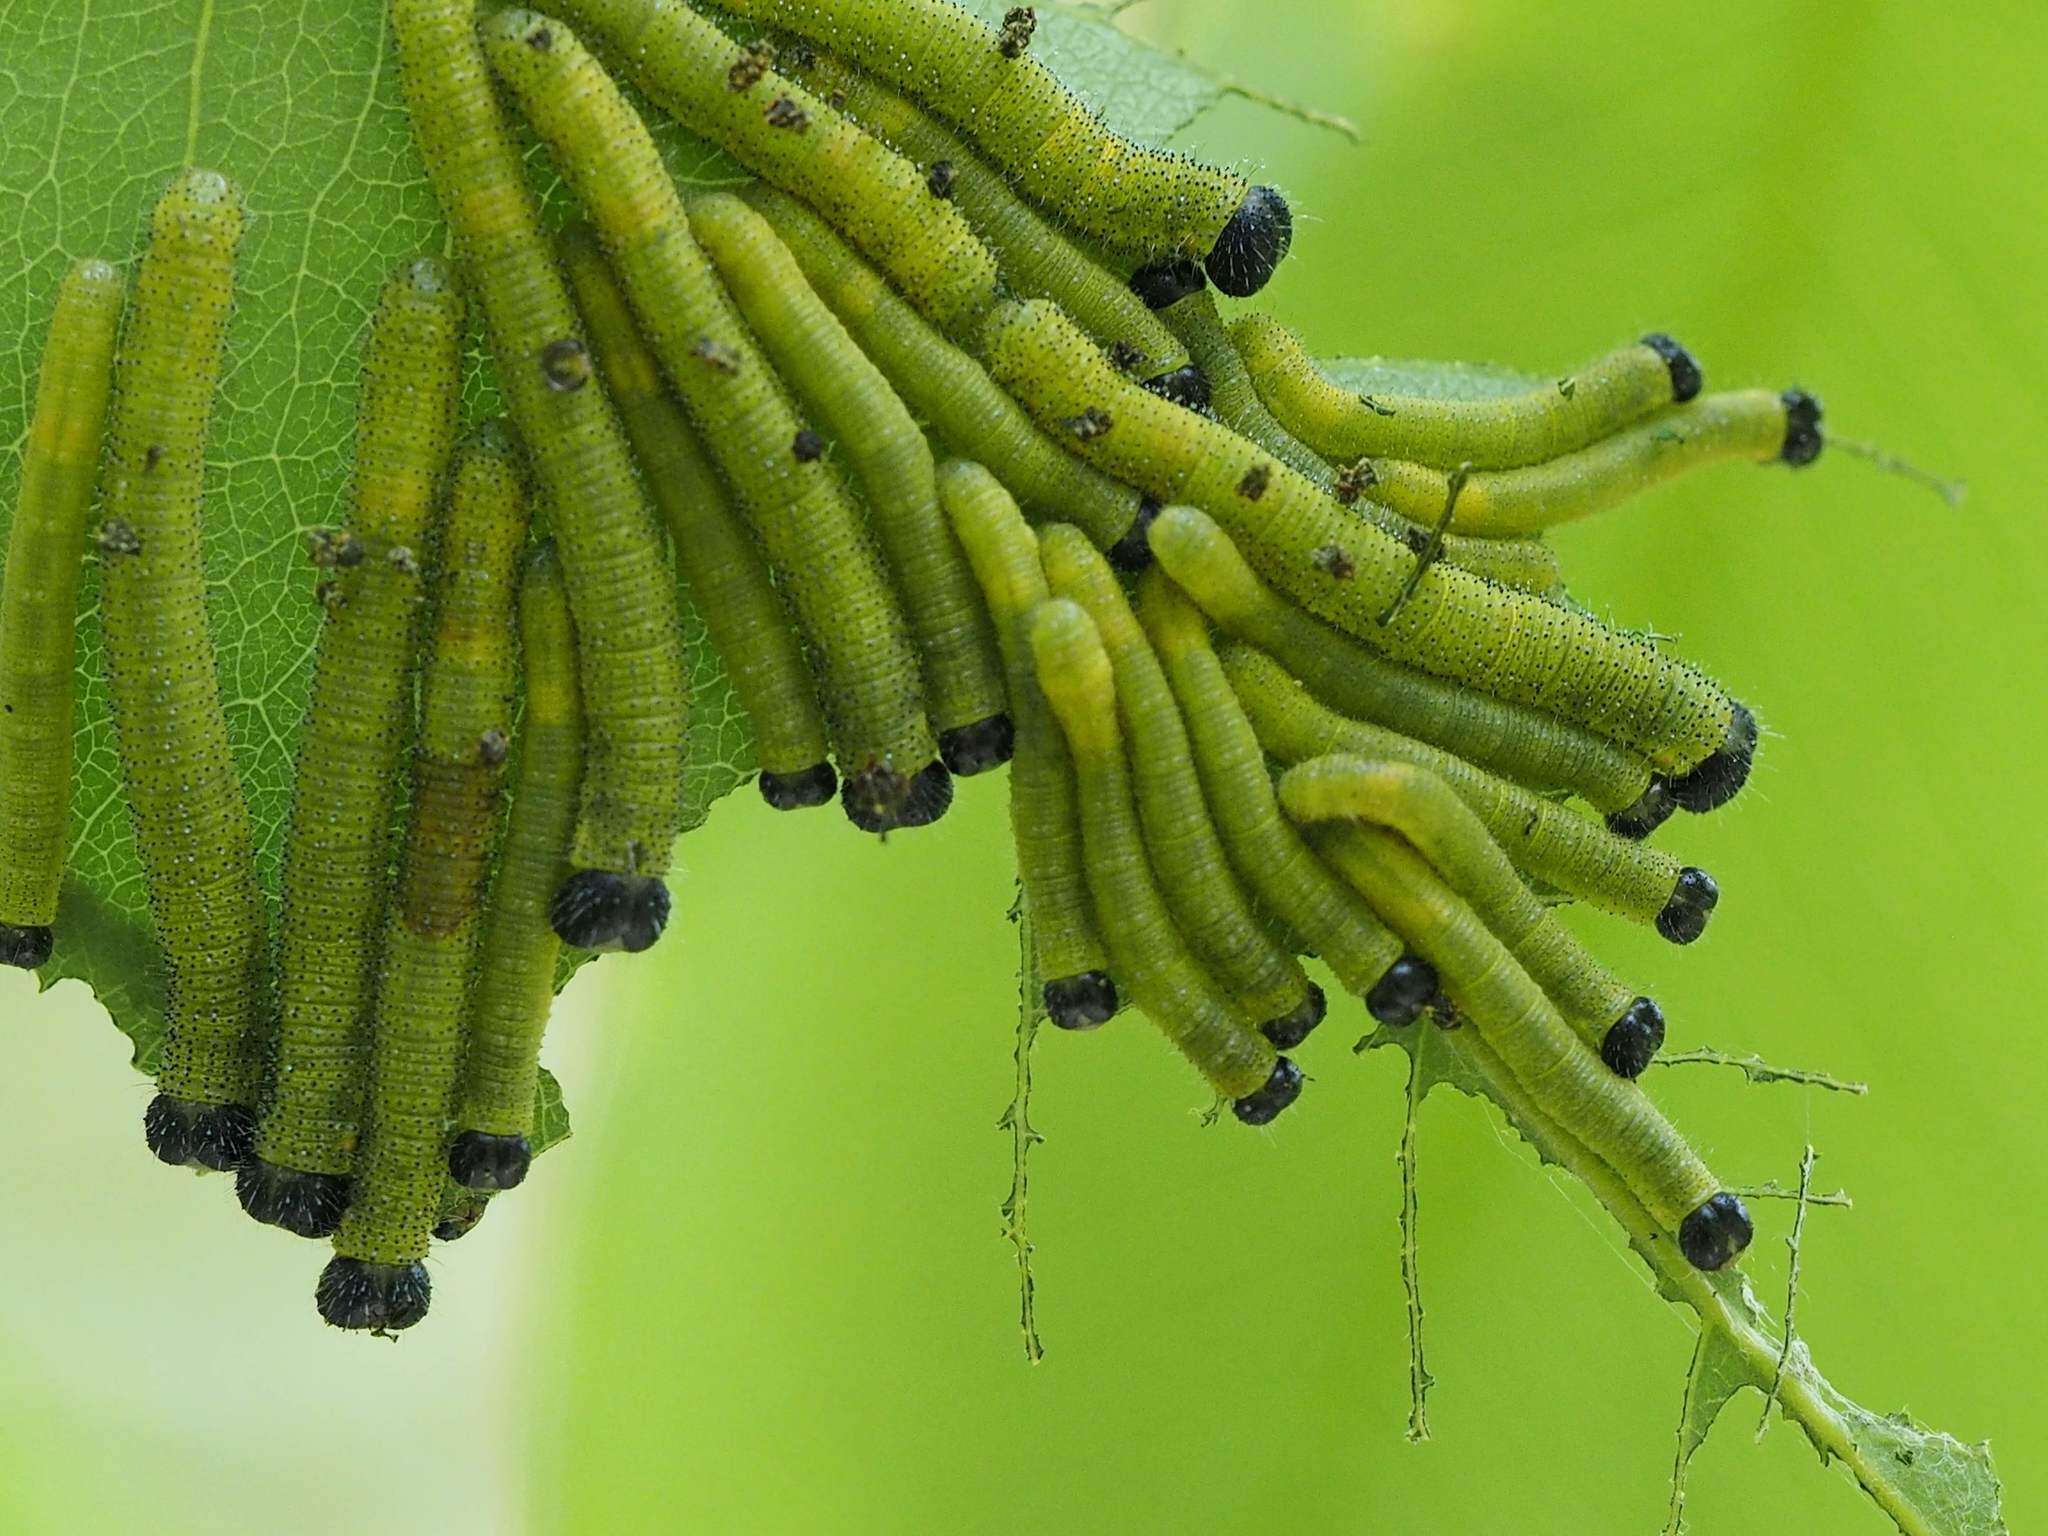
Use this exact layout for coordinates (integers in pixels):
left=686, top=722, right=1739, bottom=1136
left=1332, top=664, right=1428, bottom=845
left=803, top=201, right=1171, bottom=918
left=98, top=170, right=268, bottom=1173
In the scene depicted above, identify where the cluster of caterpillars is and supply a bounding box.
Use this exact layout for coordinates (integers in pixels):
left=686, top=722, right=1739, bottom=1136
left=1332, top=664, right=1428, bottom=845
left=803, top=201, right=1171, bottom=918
left=0, top=0, right=1823, bottom=1334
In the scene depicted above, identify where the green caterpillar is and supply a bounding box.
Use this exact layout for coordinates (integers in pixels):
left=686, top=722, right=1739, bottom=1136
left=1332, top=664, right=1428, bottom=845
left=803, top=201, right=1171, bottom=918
left=688, top=191, right=1012, bottom=776
left=706, top=0, right=1294, bottom=294
left=486, top=13, right=944, bottom=832
left=981, top=299, right=1758, bottom=802
left=394, top=0, right=688, bottom=954
left=319, top=423, right=529, bottom=1334
left=1231, top=313, right=1705, bottom=469
left=1038, top=524, right=1322, bottom=1048
left=1143, top=504, right=1672, bottom=831
left=1134, top=569, right=1437, bottom=1026
left=778, top=48, right=1204, bottom=406
left=0, top=258, right=124, bottom=971
left=97, top=170, right=268, bottom=1173
left=1279, top=755, right=1677, bottom=1080
left=741, top=185, right=1149, bottom=561
left=1145, top=286, right=1565, bottom=593
left=556, top=224, right=835, bottom=811
left=1354, top=390, right=1826, bottom=538
left=1146, top=286, right=1556, bottom=593
left=542, top=0, right=1000, bottom=336
left=1223, top=644, right=1713, bottom=939
left=1028, top=597, right=1296, bottom=1121
left=239, top=258, right=469, bottom=1238
left=1289, top=793, right=1750, bottom=1271
left=449, top=541, right=585, bottom=1193
left=939, top=463, right=1115, bottom=1030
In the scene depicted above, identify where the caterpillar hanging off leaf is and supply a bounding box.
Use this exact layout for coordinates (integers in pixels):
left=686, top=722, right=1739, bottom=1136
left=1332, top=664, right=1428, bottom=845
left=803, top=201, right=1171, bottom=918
left=0, top=258, right=125, bottom=972
left=97, top=169, right=269, bottom=1174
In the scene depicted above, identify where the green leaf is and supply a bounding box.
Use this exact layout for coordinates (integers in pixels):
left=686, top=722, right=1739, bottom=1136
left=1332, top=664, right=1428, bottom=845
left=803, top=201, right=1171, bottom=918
left=1666, top=1325, right=1754, bottom=1534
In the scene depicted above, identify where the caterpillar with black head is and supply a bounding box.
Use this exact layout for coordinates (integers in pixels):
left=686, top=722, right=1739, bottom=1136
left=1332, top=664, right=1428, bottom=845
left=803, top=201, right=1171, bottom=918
left=319, top=422, right=528, bottom=1334
left=238, top=257, right=468, bottom=1239
left=1037, top=523, right=1323, bottom=1049
left=1343, top=390, right=1826, bottom=538
left=1231, top=313, right=1708, bottom=471
left=703, top=0, right=1295, bottom=295
left=1279, top=754, right=1679, bottom=1081
left=687, top=192, right=1012, bottom=777
left=97, top=169, right=269, bottom=1173
left=448, top=541, right=584, bottom=1194
left=393, top=0, right=689, bottom=955
left=939, top=462, right=1115, bottom=1031
left=1283, top=773, right=1750, bottom=1271
left=557, top=224, right=835, bottom=812
left=487, top=12, right=945, bottom=833
left=0, top=258, right=124, bottom=972
left=1223, top=644, right=1711, bottom=939
left=1028, top=597, right=1297, bottom=1122
left=1135, top=569, right=1437, bottom=1027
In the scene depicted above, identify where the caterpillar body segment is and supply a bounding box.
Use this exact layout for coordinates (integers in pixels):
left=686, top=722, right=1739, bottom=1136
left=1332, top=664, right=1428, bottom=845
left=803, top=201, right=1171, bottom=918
left=1038, top=525, right=1321, bottom=1046
left=1222, top=645, right=1699, bottom=932
left=938, top=463, right=1113, bottom=1030
left=557, top=224, right=833, bottom=808
left=981, top=299, right=1756, bottom=786
left=688, top=192, right=1010, bottom=775
left=705, top=0, right=1292, bottom=294
left=1156, top=287, right=1331, bottom=487
left=741, top=185, right=1146, bottom=556
left=1143, top=504, right=1666, bottom=824
left=0, top=258, right=125, bottom=970
left=393, top=0, right=688, bottom=954
left=96, top=170, right=267, bottom=1170
left=1028, top=597, right=1292, bottom=1118
left=780, top=49, right=1199, bottom=401
left=241, top=258, right=468, bottom=1238
left=541, top=0, right=1000, bottom=336
left=1293, top=807, right=1737, bottom=1263
left=1231, top=313, right=1703, bottom=471
left=486, top=13, right=939, bottom=832
left=321, top=424, right=529, bottom=1334
left=450, top=542, right=584, bottom=1193
left=1358, top=390, right=1826, bottom=539
left=1135, top=570, right=1429, bottom=1026
left=1277, top=755, right=1669, bottom=1079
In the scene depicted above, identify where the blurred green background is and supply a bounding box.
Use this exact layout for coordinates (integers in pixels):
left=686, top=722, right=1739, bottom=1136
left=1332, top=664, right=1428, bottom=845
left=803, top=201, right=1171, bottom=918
left=2, top=1, right=2041, bottom=1532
